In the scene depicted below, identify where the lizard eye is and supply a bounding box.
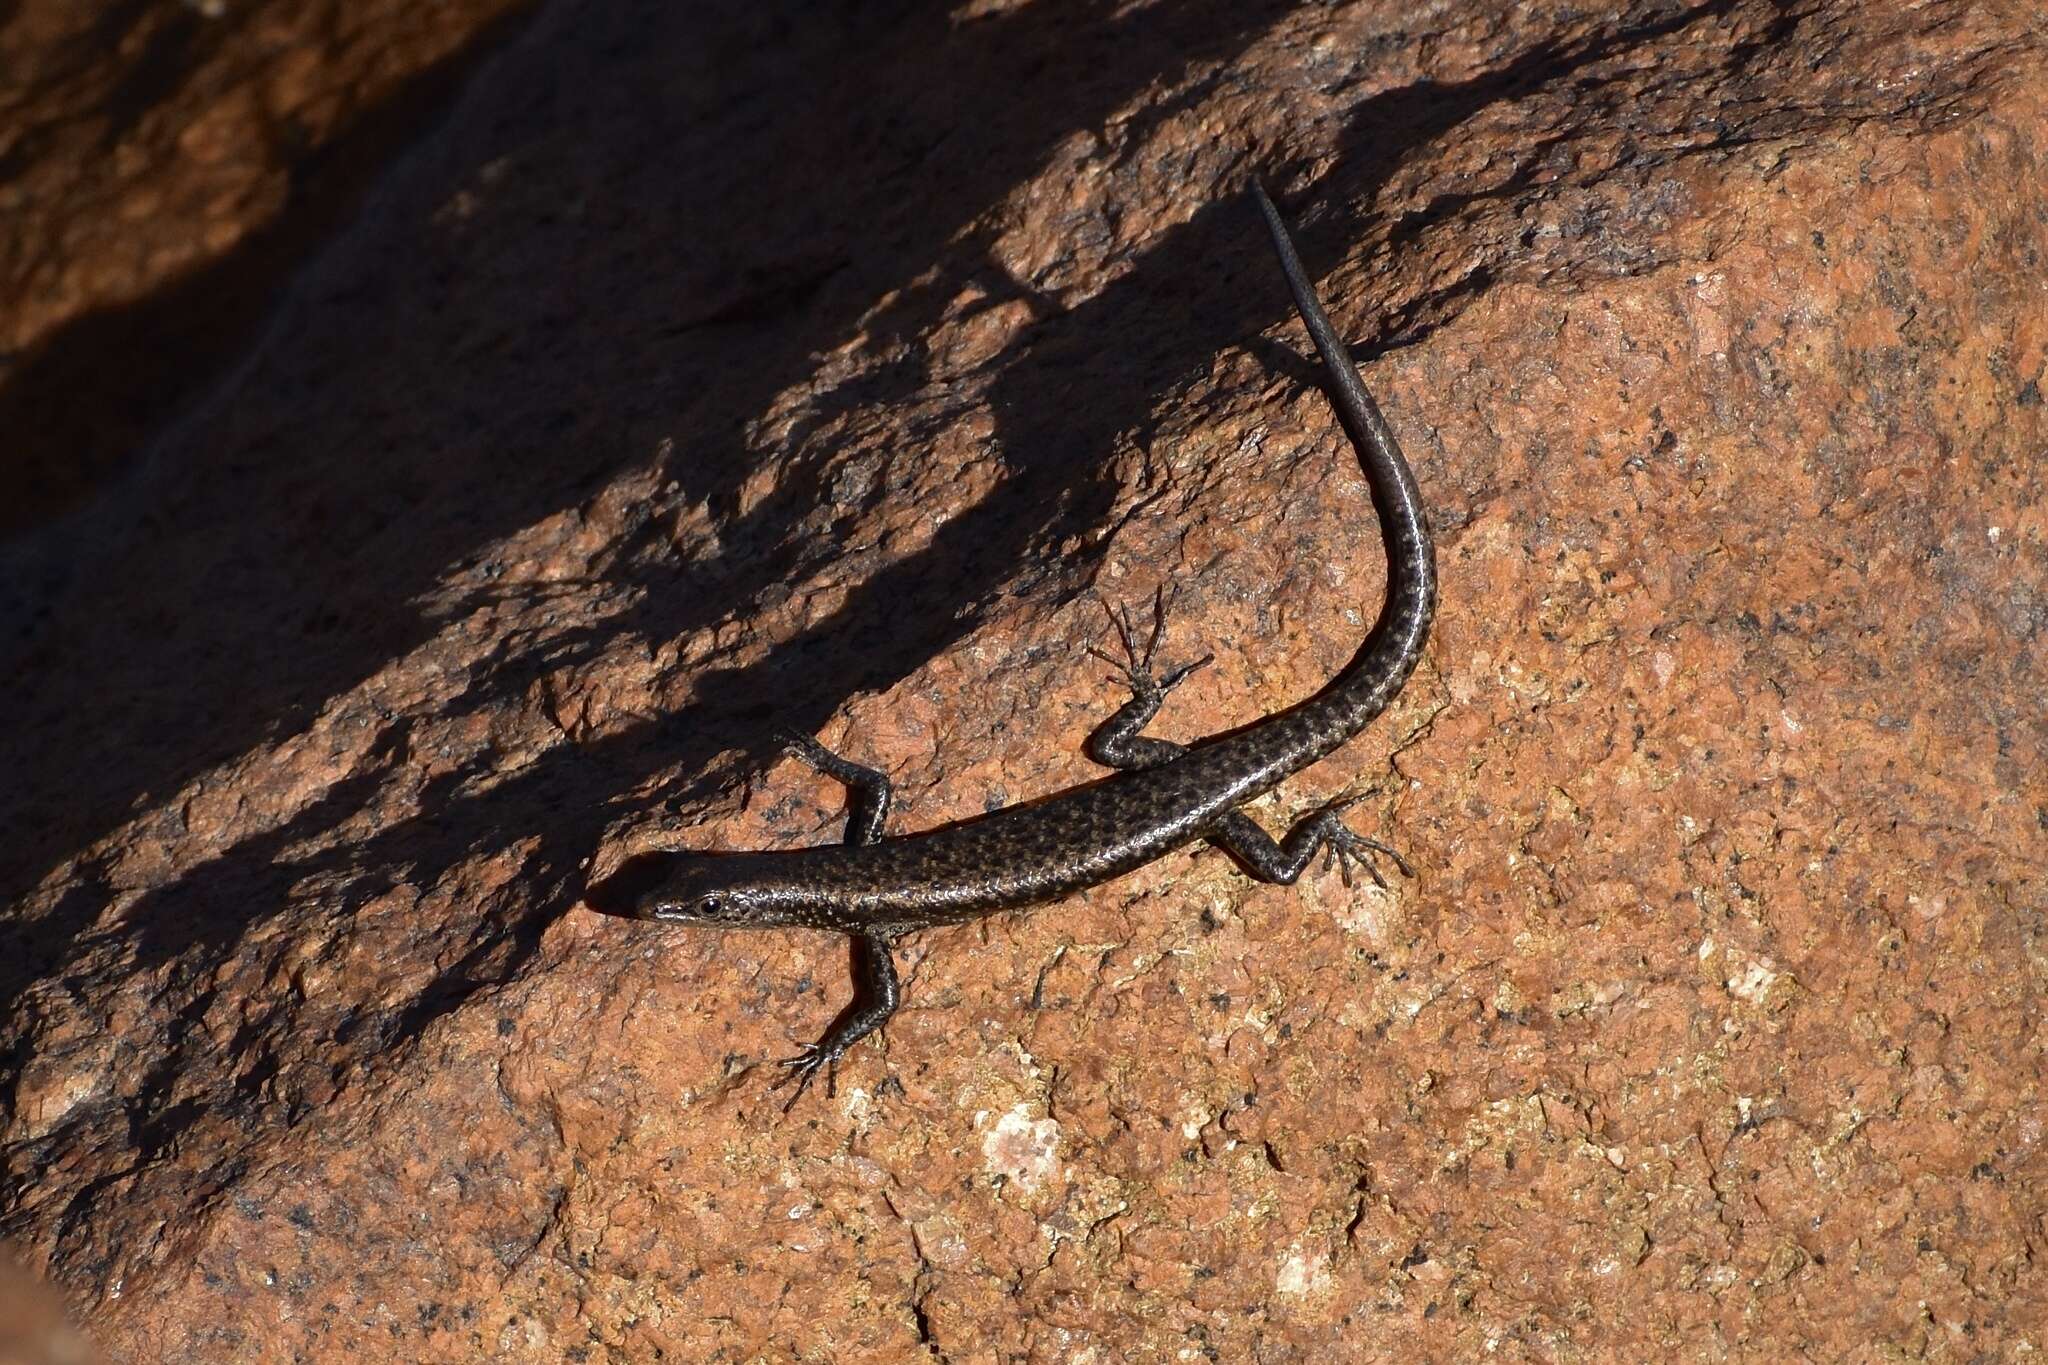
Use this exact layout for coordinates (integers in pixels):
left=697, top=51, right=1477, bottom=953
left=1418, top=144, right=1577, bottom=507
left=697, top=894, right=725, bottom=918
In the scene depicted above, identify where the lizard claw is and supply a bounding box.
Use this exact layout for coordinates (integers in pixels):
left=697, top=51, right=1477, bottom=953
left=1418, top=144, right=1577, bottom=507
left=1085, top=643, right=1130, bottom=685
left=1314, top=794, right=1413, bottom=890
left=1158, top=652, right=1214, bottom=691
left=1092, top=588, right=1208, bottom=703
left=1328, top=827, right=1413, bottom=890
left=769, top=1042, right=838, bottom=1112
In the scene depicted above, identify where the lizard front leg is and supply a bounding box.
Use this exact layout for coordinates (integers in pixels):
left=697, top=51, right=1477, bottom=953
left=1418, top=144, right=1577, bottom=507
left=773, top=732, right=902, bottom=1107
left=781, top=730, right=892, bottom=845
left=1084, top=588, right=1211, bottom=770
left=770, top=929, right=899, bottom=1110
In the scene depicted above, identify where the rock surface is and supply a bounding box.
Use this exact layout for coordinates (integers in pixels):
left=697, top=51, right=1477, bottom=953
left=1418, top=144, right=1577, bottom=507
left=4, top=1, right=2044, bottom=1360
left=0, top=0, right=531, bottom=539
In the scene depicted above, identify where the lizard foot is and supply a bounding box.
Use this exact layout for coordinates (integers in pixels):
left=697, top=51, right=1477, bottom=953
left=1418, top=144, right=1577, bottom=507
left=1086, top=587, right=1212, bottom=704
left=1314, top=795, right=1415, bottom=890
left=769, top=1042, right=839, bottom=1112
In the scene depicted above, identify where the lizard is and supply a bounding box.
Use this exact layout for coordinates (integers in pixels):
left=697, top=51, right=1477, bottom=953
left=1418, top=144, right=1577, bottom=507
left=631, top=182, right=1438, bottom=1106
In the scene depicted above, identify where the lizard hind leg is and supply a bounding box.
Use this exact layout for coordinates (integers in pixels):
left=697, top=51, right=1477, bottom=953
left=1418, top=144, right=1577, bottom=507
left=1209, top=796, right=1414, bottom=890
left=1084, top=587, right=1213, bottom=771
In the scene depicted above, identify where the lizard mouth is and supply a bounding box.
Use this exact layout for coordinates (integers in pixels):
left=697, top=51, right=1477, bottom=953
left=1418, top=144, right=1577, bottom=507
left=581, top=851, right=682, bottom=920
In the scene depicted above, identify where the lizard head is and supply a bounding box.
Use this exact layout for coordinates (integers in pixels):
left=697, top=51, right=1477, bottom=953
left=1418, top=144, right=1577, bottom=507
left=625, top=850, right=823, bottom=929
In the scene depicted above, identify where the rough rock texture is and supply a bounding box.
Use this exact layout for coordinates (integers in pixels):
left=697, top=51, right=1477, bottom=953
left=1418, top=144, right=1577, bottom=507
left=4, top=1, right=2045, bottom=1360
left=0, top=0, right=532, bottom=539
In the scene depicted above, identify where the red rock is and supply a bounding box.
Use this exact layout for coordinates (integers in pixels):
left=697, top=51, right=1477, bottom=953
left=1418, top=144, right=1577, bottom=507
left=4, top=1, right=2045, bottom=1361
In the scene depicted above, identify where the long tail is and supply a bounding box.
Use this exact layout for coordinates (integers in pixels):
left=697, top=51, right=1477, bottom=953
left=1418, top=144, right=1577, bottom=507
left=1251, top=181, right=1436, bottom=667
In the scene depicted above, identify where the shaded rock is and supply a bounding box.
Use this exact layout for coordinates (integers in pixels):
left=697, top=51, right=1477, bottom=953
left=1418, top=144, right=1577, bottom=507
left=0, top=0, right=534, bottom=539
